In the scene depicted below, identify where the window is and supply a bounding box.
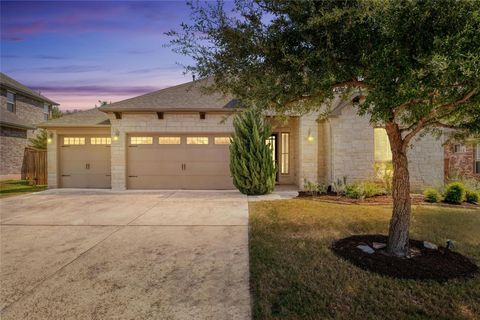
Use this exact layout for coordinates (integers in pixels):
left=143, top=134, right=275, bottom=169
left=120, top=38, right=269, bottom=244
left=374, top=128, right=392, bottom=162
left=214, top=137, right=230, bottom=145
left=187, top=137, right=208, bottom=144
left=159, top=137, right=181, bottom=144
left=43, top=103, right=49, bottom=120
left=90, top=137, right=111, bottom=145
left=130, top=137, right=153, bottom=145
left=281, top=133, right=289, bottom=174
left=454, top=144, right=466, bottom=153
left=6, top=91, right=15, bottom=112
left=476, top=143, right=480, bottom=174
left=64, top=137, right=85, bottom=145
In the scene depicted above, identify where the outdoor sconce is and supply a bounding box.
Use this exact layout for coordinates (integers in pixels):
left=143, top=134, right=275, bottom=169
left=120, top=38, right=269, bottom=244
left=307, top=129, right=314, bottom=142
left=113, top=130, right=120, bottom=141
left=47, top=132, right=53, bottom=144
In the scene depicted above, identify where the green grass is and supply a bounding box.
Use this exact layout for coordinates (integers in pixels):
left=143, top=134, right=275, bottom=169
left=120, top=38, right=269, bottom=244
left=0, top=180, right=47, bottom=198
left=249, top=200, right=480, bottom=320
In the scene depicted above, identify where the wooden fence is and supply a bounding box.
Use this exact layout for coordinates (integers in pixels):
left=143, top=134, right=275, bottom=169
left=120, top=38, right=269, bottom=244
left=21, top=147, right=47, bottom=185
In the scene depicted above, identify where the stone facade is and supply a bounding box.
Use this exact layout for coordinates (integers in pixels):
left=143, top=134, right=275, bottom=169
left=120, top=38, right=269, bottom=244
left=0, top=89, right=47, bottom=179
left=444, top=142, right=480, bottom=181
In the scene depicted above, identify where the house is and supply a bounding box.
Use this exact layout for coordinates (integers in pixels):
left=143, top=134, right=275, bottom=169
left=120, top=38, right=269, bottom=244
left=0, top=73, right=58, bottom=180
left=38, top=79, right=444, bottom=191
left=444, top=140, right=480, bottom=181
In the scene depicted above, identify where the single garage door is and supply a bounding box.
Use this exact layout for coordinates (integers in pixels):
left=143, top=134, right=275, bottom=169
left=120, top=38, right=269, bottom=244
left=60, top=135, right=111, bottom=188
left=127, top=134, right=234, bottom=189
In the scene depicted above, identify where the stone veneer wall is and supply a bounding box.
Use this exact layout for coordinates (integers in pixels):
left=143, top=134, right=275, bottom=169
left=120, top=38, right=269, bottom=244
left=444, top=142, right=479, bottom=181
left=0, top=89, right=46, bottom=178
left=109, top=112, right=235, bottom=190
left=297, top=112, right=319, bottom=187
left=324, top=104, right=444, bottom=191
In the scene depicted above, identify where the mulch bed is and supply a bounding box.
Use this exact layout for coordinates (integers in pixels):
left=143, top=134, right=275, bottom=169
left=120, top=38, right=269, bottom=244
left=331, top=235, right=478, bottom=281
left=298, top=192, right=479, bottom=208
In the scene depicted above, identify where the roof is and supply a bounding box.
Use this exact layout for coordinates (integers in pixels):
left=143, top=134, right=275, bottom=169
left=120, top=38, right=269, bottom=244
left=37, top=108, right=110, bottom=128
left=99, top=78, right=238, bottom=112
left=0, top=108, right=35, bottom=130
left=0, top=72, right=59, bottom=105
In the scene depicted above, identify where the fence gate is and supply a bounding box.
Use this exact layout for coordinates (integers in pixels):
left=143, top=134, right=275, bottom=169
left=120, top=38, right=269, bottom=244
left=22, top=147, right=47, bottom=185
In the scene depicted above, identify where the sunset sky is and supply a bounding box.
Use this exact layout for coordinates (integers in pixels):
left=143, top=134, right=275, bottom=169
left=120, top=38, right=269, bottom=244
left=0, top=1, right=204, bottom=110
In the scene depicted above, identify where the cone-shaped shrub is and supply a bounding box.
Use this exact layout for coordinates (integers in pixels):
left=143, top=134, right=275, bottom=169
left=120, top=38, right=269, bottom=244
left=230, top=108, right=276, bottom=195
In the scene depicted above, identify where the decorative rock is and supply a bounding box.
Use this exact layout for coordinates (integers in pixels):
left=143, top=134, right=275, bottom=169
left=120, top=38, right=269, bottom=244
left=357, top=244, right=375, bottom=254
left=423, top=241, right=438, bottom=250
left=372, top=242, right=387, bottom=249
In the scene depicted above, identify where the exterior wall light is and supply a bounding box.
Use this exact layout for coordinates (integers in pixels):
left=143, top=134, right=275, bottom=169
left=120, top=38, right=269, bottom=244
left=307, top=129, right=314, bottom=142
left=47, top=132, right=53, bottom=144
left=113, top=130, right=120, bottom=141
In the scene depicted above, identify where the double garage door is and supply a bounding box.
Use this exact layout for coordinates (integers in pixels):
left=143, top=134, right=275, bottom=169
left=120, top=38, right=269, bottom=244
left=127, top=134, right=234, bottom=189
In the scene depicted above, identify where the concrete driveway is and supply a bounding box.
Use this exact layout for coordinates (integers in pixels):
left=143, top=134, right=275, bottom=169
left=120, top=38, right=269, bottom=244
left=0, top=190, right=250, bottom=320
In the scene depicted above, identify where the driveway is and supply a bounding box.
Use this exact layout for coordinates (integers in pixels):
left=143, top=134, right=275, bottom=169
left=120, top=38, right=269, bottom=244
left=0, top=190, right=250, bottom=320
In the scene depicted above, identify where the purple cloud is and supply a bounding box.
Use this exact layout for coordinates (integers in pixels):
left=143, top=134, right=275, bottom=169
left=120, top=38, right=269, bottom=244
left=31, top=85, right=161, bottom=96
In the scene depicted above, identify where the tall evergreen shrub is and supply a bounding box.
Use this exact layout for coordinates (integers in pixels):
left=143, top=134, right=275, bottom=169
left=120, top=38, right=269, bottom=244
left=230, top=108, right=276, bottom=195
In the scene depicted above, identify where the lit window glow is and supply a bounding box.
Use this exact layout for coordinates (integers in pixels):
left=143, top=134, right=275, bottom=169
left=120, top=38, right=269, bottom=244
left=64, top=137, right=85, bottom=145
left=159, top=137, right=181, bottom=144
left=281, top=133, right=289, bottom=174
left=214, top=137, right=230, bottom=145
left=130, top=137, right=153, bottom=145
left=374, top=128, right=392, bottom=162
left=187, top=137, right=209, bottom=144
left=91, top=137, right=111, bottom=145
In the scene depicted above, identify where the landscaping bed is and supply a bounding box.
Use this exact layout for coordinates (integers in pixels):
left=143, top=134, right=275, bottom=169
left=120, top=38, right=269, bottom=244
left=0, top=180, right=47, bottom=198
left=331, top=234, right=478, bottom=281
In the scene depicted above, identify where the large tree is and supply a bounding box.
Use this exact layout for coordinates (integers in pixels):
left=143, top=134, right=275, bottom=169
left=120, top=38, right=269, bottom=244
left=169, top=0, right=480, bottom=256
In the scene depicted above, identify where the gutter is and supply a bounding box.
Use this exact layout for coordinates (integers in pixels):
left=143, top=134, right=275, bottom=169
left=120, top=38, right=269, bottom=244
left=0, top=121, right=35, bottom=130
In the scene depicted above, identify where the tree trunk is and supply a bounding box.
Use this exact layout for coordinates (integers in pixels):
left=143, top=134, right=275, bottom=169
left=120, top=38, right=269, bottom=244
left=385, top=122, right=411, bottom=257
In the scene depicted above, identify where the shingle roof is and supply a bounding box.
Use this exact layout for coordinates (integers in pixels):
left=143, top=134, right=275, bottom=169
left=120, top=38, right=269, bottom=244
left=0, top=108, right=35, bottom=130
left=99, top=78, right=238, bottom=112
left=0, top=72, right=59, bottom=105
left=37, top=108, right=110, bottom=128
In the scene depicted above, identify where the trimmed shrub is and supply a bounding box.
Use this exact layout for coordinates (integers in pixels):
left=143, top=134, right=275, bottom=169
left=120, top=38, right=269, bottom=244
left=443, top=182, right=466, bottom=204
left=465, top=190, right=479, bottom=204
left=423, top=188, right=441, bottom=203
left=345, top=181, right=387, bottom=199
left=230, top=108, right=276, bottom=195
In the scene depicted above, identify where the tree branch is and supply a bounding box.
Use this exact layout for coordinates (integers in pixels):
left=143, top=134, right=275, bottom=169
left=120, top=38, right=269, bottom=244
left=331, top=79, right=368, bottom=89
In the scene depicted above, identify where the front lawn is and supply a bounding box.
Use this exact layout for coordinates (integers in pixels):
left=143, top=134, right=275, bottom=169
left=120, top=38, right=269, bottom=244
left=0, top=180, right=47, bottom=198
left=249, top=200, right=480, bottom=320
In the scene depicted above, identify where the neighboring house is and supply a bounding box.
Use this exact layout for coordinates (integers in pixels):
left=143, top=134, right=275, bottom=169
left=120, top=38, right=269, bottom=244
left=444, top=140, right=480, bottom=181
left=0, top=73, right=58, bottom=180
left=38, top=79, right=444, bottom=191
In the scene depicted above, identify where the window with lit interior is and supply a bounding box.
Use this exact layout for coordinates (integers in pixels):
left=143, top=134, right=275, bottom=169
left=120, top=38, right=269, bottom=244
left=63, top=137, right=85, bottom=145
left=159, top=137, right=181, bottom=144
left=187, top=137, right=209, bottom=144
left=130, top=137, right=153, bottom=145
left=281, top=133, right=289, bottom=174
left=91, top=137, right=111, bottom=145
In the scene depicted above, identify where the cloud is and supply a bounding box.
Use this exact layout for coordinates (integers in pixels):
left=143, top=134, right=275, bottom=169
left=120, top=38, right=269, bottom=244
left=34, top=54, right=69, bottom=60
left=31, top=85, right=160, bottom=96
left=10, top=65, right=105, bottom=73
left=127, top=49, right=154, bottom=55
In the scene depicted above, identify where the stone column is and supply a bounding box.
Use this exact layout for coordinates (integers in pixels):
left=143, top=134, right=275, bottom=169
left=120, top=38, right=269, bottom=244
left=110, top=125, right=127, bottom=190
left=46, top=129, right=58, bottom=188
left=297, top=113, right=319, bottom=188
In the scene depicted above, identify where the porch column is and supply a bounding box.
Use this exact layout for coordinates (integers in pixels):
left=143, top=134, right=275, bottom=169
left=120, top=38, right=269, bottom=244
left=297, top=113, right=319, bottom=189
left=46, top=129, right=58, bottom=188
left=110, top=126, right=127, bottom=190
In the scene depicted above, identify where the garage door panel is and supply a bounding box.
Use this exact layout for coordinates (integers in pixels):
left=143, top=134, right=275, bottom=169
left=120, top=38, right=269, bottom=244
left=183, top=176, right=233, bottom=190
left=128, top=147, right=185, bottom=161
left=129, top=162, right=182, bottom=176
left=60, top=135, right=111, bottom=188
left=185, top=162, right=231, bottom=176
left=128, top=176, right=183, bottom=189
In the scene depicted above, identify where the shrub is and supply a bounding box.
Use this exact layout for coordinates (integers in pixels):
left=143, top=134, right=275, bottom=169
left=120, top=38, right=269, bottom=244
left=443, top=182, right=466, bottom=204
left=303, top=179, right=328, bottom=196
left=230, top=108, right=276, bottom=195
left=465, top=190, right=479, bottom=204
left=332, top=176, right=348, bottom=196
left=345, top=183, right=364, bottom=199
left=423, top=188, right=441, bottom=203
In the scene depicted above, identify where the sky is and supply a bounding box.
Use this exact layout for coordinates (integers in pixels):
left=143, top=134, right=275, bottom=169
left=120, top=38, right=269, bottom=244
left=0, top=0, right=201, bottom=110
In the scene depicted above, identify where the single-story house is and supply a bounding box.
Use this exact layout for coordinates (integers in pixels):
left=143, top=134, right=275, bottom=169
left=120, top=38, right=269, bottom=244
left=39, top=79, right=444, bottom=191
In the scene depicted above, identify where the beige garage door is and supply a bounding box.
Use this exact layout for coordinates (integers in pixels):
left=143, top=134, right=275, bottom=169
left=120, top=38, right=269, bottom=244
left=127, top=134, right=234, bottom=189
left=60, top=135, right=111, bottom=188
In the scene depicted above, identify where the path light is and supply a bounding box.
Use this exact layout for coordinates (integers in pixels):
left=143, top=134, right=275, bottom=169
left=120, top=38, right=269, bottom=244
left=446, top=240, right=455, bottom=250
left=113, top=130, right=120, bottom=141
left=47, top=132, right=53, bottom=144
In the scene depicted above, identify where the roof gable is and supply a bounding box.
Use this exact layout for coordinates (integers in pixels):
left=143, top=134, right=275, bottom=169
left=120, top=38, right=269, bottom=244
left=0, top=72, right=58, bottom=105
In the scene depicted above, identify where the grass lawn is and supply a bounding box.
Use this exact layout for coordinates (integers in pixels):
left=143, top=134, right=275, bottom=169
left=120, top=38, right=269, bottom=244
left=249, top=199, right=480, bottom=320
left=0, top=180, right=47, bottom=198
